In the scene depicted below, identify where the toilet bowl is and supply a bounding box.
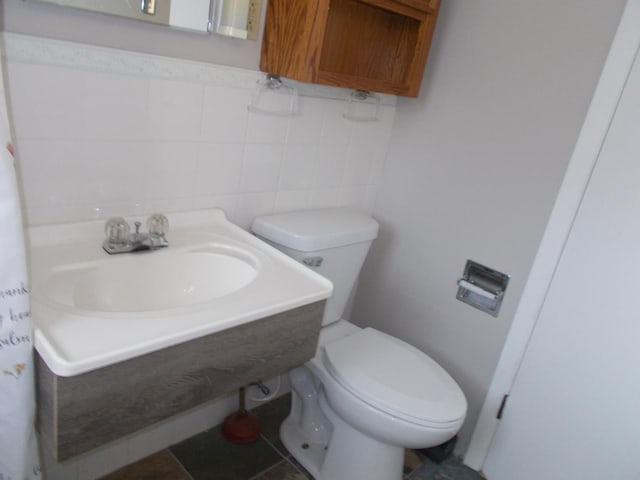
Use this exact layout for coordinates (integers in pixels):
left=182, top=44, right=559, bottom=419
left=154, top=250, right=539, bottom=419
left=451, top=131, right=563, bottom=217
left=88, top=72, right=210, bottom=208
left=252, top=208, right=467, bottom=480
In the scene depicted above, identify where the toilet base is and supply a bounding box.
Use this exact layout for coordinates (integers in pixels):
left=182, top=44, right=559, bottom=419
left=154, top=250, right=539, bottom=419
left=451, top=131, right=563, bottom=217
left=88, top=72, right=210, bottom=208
left=280, top=416, right=326, bottom=479
left=280, top=391, right=405, bottom=480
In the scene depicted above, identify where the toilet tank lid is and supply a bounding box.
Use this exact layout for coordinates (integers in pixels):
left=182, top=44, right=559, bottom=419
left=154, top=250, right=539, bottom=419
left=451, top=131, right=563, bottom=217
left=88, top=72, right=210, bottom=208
left=251, top=208, right=379, bottom=252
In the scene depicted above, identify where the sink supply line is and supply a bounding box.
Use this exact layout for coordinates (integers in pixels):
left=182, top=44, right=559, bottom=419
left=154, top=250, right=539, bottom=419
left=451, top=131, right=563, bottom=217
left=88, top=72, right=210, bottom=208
left=249, top=377, right=282, bottom=402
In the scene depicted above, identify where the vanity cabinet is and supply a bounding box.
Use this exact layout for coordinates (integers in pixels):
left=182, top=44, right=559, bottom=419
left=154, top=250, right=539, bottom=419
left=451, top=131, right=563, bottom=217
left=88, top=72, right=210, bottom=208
left=260, top=0, right=441, bottom=97
left=36, top=302, right=324, bottom=461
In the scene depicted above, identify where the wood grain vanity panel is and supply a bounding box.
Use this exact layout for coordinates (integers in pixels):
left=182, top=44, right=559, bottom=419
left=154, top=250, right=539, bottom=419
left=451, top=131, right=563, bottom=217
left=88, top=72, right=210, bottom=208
left=36, top=301, right=325, bottom=461
left=34, top=354, right=57, bottom=454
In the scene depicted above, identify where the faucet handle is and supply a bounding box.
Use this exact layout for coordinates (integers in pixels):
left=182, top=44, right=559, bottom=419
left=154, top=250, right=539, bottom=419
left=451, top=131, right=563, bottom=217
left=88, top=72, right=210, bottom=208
left=104, top=217, right=130, bottom=245
left=146, top=213, right=169, bottom=237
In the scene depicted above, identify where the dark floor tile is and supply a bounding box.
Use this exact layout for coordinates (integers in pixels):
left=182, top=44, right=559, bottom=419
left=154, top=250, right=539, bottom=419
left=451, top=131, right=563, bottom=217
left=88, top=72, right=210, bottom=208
left=251, top=393, right=291, bottom=455
left=284, top=455, right=314, bottom=480
left=250, top=395, right=315, bottom=479
left=438, top=457, right=485, bottom=480
left=170, top=425, right=282, bottom=480
left=408, top=456, right=484, bottom=480
left=95, top=392, right=482, bottom=480
left=404, top=449, right=425, bottom=476
left=98, top=450, right=189, bottom=480
left=249, top=459, right=308, bottom=480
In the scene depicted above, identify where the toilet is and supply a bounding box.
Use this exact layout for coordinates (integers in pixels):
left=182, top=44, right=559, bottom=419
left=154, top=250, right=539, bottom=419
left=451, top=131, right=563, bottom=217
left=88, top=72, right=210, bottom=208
left=251, top=207, right=467, bottom=480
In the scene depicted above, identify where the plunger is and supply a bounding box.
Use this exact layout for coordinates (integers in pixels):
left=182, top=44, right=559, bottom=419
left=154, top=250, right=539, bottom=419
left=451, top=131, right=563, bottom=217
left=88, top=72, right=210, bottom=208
left=222, top=386, right=260, bottom=443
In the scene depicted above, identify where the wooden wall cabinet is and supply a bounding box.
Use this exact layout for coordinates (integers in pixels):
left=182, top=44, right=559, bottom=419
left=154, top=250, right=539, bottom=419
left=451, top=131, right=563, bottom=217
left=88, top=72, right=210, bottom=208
left=260, top=0, right=441, bottom=97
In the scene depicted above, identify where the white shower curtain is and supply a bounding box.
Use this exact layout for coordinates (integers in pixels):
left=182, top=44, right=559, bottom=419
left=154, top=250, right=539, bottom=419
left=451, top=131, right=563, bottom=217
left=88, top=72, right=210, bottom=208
left=0, top=54, right=41, bottom=479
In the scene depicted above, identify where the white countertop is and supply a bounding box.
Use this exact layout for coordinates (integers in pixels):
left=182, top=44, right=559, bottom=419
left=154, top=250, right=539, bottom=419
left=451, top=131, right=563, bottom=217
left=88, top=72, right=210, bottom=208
left=28, top=209, right=333, bottom=376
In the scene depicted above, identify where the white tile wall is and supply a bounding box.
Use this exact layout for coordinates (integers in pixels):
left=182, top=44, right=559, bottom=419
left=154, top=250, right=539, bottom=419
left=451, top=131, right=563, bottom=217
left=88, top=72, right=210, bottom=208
left=1, top=33, right=396, bottom=479
left=3, top=34, right=397, bottom=229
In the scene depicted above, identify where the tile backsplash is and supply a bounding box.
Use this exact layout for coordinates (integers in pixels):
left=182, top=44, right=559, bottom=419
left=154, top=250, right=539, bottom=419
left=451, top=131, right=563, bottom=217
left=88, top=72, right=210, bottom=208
left=2, top=34, right=396, bottom=228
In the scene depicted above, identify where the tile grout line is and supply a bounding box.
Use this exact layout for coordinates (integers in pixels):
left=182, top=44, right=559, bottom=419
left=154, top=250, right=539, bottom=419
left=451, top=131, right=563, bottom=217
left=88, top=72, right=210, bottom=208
left=166, top=448, right=195, bottom=480
left=281, top=456, right=314, bottom=480
left=259, top=433, right=312, bottom=479
left=258, top=433, right=290, bottom=461
left=246, top=458, right=290, bottom=480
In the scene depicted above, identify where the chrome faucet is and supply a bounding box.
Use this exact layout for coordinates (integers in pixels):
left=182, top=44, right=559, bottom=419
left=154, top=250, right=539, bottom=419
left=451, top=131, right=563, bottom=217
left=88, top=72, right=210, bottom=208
left=103, top=214, right=169, bottom=254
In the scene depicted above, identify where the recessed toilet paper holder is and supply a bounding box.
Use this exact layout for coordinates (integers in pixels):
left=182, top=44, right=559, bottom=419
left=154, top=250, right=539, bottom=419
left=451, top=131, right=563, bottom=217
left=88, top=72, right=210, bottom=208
left=456, top=260, right=510, bottom=317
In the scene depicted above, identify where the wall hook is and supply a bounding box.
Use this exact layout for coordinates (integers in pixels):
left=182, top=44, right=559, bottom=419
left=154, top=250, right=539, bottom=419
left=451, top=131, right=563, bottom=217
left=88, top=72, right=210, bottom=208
left=343, top=89, right=381, bottom=122
left=247, top=73, right=299, bottom=116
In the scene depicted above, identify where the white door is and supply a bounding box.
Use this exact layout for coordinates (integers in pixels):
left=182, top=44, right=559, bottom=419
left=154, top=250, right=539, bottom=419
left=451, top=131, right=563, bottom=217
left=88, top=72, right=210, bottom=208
left=482, top=44, right=640, bottom=479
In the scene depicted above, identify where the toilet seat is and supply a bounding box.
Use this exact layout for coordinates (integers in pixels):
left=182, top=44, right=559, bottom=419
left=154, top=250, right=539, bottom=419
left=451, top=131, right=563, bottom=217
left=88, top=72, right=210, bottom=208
left=322, top=328, right=466, bottom=428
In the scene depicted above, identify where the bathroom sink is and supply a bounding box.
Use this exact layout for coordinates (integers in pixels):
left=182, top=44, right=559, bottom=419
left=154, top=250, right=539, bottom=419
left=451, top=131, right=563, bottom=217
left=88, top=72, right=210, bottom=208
left=28, top=209, right=333, bottom=376
left=48, top=247, right=258, bottom=313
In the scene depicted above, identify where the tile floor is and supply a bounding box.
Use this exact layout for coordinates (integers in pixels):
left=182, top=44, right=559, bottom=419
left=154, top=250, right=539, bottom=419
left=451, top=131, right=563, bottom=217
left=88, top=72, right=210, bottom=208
left=99, top=394, right=484, bottom=480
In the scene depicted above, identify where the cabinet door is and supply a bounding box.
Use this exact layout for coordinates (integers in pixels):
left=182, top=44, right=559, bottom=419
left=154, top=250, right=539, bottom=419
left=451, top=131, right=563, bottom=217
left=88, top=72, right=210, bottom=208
left=317, top=0, right=439, bottom=96
left=260, top=0, right=440, bottom=97
left=260, top=0, right=329, bottom=83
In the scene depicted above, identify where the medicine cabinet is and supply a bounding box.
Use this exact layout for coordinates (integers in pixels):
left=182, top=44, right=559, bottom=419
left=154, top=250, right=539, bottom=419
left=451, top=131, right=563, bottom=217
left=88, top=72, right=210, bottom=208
left=33, top=0, right=213, bottom=33
left=260, top=0, right=441, bottom=97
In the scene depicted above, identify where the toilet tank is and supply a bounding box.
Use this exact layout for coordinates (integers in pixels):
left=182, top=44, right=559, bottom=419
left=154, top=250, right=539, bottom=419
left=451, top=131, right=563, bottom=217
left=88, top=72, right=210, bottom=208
left=251, top=208, right=379, bottom=326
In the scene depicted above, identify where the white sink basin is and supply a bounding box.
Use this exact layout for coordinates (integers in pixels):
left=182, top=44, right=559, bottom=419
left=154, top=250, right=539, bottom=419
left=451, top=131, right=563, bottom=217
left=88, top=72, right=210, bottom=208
left=29, top=209, right=333, bottom=376
left=49, top=247, right=258, bottom=313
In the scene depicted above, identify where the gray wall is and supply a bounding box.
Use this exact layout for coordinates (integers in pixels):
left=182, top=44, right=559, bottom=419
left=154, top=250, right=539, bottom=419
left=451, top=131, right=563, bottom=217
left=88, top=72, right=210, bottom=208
left=1, top=0, right=263, bottom=70
left=352, top=0, right=626, bottom=454
left=2, top=0, right=628, bottom=459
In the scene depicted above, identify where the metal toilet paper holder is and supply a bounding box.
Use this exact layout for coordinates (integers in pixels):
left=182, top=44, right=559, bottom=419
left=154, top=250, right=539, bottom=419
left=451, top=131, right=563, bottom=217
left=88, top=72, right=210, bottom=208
left=456, top=260, right=510, bottom=317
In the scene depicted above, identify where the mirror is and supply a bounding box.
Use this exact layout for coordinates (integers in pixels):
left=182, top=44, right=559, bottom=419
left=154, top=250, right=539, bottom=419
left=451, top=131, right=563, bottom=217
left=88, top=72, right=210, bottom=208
left=34, top=0, right=213, bottom=33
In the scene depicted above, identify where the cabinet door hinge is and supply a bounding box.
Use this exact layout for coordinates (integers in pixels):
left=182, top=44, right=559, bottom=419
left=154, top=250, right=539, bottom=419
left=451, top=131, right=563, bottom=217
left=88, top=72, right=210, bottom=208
left=496, top=394, right=509, bottom=419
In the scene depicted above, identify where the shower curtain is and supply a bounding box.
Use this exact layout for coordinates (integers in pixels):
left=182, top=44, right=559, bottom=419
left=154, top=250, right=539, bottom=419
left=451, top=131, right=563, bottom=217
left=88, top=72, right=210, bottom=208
left=0, top=55, right=41, bottom=479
